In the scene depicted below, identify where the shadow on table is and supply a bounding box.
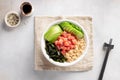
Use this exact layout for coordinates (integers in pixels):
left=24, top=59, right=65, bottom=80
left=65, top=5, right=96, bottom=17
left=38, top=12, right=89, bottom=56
left=1, top=20, right=18, bottom=31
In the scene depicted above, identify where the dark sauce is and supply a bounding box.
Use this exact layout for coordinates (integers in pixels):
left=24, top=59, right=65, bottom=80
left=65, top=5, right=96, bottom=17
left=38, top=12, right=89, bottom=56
left=23, top=4, right=32, bottom=14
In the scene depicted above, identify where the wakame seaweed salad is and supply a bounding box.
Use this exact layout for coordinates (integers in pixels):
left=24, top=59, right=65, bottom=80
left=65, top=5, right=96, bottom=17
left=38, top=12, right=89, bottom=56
left=45, top=40, right=67, bottom=62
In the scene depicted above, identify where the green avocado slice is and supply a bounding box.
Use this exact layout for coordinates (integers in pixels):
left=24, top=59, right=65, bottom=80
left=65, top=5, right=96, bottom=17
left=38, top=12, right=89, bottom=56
left=44, top=25, right=63, bottom=43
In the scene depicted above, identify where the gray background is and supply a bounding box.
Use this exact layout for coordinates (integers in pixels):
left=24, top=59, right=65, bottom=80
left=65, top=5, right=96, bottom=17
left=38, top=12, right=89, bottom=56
left=0, top=0, right=120, bottom=80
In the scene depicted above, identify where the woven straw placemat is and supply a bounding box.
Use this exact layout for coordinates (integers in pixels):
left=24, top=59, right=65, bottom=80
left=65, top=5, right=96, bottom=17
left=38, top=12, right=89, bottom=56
left=34, top=16, right=93, bottom=71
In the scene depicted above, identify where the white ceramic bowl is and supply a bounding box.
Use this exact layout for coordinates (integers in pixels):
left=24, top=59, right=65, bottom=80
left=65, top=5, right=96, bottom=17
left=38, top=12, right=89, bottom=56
left=41, top=19, right=89, bottom=67
left=4, top=11, right=21, bottom=27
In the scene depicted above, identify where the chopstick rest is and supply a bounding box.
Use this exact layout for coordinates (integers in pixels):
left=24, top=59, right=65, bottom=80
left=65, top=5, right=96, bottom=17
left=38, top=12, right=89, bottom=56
left=98, top=39, right=114, bottom=80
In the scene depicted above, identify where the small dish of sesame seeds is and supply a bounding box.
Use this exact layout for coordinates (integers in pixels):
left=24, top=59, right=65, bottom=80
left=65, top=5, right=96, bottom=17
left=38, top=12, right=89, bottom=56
left=4, top=11, right=21, bottom=27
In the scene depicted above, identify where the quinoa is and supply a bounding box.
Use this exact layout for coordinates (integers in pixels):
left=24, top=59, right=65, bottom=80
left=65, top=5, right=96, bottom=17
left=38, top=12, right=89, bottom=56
left=64, top=38, right=86, bottom=62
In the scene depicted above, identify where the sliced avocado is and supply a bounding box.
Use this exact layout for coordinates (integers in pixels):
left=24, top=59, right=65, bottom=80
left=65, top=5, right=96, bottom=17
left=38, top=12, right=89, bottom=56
left=44, top=25, right=63, bottom=43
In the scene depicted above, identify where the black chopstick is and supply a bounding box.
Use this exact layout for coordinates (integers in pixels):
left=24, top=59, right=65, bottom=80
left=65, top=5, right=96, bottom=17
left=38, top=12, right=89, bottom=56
left=98, top=39, right=114, bottom=80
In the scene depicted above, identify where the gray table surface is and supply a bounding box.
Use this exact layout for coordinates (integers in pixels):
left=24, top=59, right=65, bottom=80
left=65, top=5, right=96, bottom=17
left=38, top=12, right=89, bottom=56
left=0, top=0, right=120, bottom=80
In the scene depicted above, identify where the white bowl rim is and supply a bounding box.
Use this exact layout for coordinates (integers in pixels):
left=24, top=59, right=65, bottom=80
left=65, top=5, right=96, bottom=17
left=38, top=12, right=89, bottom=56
left=41, top=19, right=89, bottom=67
left=4, top=11, right=21, bottom=27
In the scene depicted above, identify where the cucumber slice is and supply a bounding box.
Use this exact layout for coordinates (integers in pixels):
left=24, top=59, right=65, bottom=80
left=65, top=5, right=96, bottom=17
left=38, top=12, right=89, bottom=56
left=69, top=22, right=84, bottom=34
left=59, top=21, right=84, bottom=39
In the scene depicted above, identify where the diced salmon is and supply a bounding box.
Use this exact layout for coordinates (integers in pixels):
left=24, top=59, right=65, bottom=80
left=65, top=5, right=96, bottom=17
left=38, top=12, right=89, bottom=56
left=54, top=31, right=77, bottom=54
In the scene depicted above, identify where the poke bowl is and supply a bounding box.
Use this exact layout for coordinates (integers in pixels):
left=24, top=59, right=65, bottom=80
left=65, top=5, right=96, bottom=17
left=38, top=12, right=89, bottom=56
left=41, top=19, right=89, bottom=67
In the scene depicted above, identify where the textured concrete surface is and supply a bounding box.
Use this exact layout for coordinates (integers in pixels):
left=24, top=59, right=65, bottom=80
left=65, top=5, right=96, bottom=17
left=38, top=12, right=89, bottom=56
left=0, top=0, right=120, bottom=80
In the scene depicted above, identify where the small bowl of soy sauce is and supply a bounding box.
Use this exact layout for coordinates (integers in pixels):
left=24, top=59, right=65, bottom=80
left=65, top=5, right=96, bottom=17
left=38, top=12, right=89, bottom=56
left=20, top=2, right=34, bottom=16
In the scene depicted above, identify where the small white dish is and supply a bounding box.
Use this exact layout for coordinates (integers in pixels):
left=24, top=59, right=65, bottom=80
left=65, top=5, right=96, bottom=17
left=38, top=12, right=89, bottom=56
left=20, top=2, right=34, bottom=17
left=41, top=19, right=89, bottom=67
left=4, top=11, right=21, bottom=27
